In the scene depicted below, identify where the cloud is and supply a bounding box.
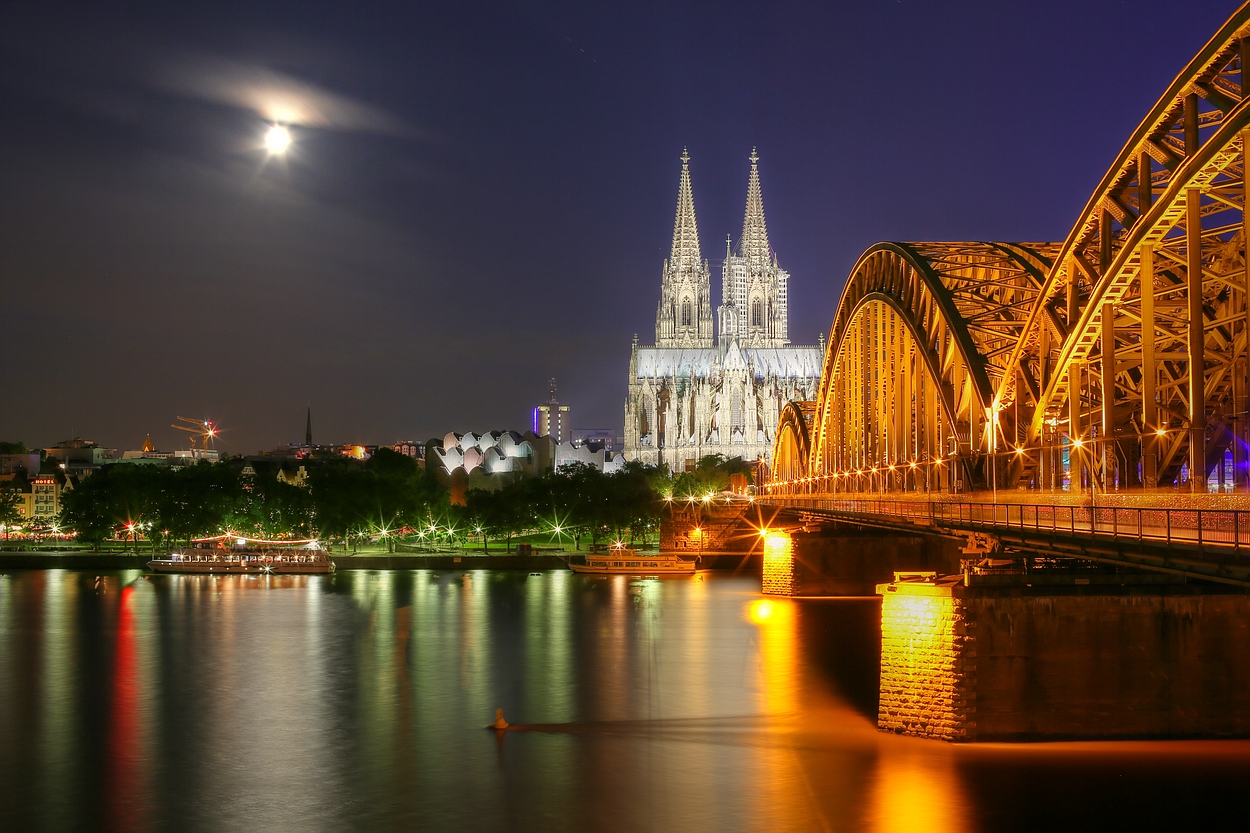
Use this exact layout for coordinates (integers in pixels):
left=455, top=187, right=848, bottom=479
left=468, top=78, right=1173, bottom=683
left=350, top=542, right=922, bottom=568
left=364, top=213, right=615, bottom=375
left=156, top=56, right=416, bottom=137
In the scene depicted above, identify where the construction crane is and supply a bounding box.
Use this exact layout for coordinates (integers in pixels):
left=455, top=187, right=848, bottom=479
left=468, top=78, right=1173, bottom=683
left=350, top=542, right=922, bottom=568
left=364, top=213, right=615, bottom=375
left=171, top=416, right=219, bottom=452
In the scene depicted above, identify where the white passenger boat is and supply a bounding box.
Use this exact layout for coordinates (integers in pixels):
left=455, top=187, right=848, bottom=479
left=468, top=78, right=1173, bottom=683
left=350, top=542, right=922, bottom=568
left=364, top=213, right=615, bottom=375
left=148, top=548, right=334, bottom=574
left=569, top=549, right=696, bottom=576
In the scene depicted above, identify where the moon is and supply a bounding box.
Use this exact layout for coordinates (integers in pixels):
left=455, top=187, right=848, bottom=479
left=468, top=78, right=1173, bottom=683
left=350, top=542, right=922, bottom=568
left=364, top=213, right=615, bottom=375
left=265, top=125, right=292, bottom=153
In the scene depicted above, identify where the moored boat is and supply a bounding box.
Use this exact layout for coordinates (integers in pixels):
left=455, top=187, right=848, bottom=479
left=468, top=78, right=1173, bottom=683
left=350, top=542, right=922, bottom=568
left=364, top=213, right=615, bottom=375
left=570, top=549, right=696, bottom=576
left=148, top=547, right=334, bottom=574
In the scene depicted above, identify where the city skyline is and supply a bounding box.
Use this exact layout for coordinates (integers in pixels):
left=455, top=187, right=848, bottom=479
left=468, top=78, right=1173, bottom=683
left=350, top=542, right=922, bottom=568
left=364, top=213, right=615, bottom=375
left=1, top=1, right=1234, bottom=452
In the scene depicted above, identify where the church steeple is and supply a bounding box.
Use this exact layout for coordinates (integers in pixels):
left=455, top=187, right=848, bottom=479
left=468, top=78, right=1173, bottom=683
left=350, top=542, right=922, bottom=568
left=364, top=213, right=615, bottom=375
left=656, top=148, right=713, bottom=348
left=723, top=148, right=789, bottom=347
left=740, top=147, right=771, bottom=271
left=669, top=148, right=703, bottom=270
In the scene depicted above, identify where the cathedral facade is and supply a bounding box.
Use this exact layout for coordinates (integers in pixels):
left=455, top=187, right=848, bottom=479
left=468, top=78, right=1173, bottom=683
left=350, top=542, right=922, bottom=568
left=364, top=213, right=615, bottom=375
left=624, top=149, right=823, bottom=470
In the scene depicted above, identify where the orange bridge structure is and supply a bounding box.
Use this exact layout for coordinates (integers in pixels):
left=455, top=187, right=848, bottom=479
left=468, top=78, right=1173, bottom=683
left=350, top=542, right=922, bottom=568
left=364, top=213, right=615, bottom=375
left=763, top=3, right=1250, bottom=587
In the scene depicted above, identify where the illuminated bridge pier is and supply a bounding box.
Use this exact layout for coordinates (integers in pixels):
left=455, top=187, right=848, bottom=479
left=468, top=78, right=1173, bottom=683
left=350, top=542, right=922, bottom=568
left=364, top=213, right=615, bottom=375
left=877, top=572, right=1250, bottom=742
left=758, top=3, right=1250, bottom=740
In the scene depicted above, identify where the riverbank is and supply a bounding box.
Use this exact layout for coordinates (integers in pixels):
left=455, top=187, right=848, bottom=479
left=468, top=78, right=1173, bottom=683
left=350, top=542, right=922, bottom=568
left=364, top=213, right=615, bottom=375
left=0, top=551, right=760, bottom=572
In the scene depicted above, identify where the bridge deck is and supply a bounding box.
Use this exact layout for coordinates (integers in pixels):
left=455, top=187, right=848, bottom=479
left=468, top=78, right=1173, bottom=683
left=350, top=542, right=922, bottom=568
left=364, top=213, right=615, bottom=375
left=762, top=493, right=1250, bottom=587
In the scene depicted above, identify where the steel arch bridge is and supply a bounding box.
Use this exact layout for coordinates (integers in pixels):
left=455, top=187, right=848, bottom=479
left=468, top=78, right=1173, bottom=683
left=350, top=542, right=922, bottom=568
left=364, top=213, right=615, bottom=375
left=772, top=2, right=1250, bottom=498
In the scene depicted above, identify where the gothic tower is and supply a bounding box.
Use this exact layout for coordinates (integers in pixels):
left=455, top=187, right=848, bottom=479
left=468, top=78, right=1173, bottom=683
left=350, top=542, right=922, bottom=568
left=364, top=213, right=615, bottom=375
left=719, top=149, right=790, bottom=347
left=655, top=149, right=714, bottom=347
left=626, top=148, right=820, bottom=470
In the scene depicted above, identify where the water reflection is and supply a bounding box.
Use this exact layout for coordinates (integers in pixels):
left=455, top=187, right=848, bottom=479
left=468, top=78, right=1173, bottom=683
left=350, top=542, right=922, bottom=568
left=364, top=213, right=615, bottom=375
left=0, top=569, right=1248, bottom=832
left=867, top=746, right=969, bottom=833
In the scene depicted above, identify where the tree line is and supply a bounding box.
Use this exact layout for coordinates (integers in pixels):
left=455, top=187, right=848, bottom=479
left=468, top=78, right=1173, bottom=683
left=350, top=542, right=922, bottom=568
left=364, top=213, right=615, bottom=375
left=53, top=450, right=751, bottom=552
left=58, top=449, right=441, bottom=551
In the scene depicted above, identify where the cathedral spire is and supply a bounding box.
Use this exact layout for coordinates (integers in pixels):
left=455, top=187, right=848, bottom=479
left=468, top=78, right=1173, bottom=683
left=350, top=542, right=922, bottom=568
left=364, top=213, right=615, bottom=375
left=669, top=148, right=703, bottom=270
left=656, top=148, right=713, bottom=348
left=740, top=147, right=771, bottom=270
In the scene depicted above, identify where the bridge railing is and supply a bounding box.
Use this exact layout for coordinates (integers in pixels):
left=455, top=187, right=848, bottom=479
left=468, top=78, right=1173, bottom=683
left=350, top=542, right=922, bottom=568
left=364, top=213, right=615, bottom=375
left=771, top=497, right=1250, bottom=552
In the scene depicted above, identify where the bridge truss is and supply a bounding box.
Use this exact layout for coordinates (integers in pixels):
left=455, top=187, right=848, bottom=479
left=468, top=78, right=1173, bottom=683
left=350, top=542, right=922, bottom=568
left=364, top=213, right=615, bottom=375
left=775, top=3, right=1250, bottom=497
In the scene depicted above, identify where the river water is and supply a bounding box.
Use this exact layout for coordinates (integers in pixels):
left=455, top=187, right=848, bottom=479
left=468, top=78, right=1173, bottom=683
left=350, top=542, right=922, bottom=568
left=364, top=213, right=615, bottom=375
left=1, top=568, right=1247, bottom=832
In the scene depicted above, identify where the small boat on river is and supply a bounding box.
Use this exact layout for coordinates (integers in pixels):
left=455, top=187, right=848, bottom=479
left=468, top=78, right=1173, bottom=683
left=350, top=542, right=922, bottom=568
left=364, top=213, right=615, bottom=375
left=570, top=549, right=696, bottom=576
left=148, top=543, right=334, bottom=575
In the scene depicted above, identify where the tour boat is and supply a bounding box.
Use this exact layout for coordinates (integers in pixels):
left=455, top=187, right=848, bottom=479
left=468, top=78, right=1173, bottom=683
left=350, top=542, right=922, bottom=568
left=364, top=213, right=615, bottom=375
left=570, top=549, right=696, bottom=576
left=148, top=548, right=335, bottom=575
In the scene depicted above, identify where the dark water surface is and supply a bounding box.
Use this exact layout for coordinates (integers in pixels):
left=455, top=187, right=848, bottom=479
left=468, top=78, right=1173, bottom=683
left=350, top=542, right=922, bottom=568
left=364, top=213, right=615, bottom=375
left=1, top=569, right=1247, bottom=832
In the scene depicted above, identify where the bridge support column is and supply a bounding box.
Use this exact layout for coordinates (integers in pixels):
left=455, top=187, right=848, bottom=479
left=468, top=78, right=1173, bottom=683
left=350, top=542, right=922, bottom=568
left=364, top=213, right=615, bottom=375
left=1069, top=362, right=1085, bottom=490
left=1101, top=302, right=1116, bottom=489
left=1185, top=93, right=1206, bottom=492
left=1142, top=243, right=1158, bottom=487
left=877, top=575, right=1250, bottom=741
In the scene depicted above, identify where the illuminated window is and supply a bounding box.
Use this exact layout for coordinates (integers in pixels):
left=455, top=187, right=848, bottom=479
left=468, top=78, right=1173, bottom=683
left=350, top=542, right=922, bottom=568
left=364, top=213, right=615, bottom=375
left=751, top=298, right=763, bottom=328
left=681, top=298, right=692, bottom=327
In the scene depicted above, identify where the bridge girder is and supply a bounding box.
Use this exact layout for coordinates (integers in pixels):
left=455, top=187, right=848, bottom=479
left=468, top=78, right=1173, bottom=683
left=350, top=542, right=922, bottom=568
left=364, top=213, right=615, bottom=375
left=1004, top=7, right=1250, bottom=492
left=773, top=400, right=816, bottom=484
left=777, top=2, right=1250, bottom=497
left=809, top=242, right=1052, bottom=491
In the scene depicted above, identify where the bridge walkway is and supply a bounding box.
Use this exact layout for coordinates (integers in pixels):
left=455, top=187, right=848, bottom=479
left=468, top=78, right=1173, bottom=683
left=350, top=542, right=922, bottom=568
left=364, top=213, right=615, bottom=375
left=762, top=494, right=1250, bottom=587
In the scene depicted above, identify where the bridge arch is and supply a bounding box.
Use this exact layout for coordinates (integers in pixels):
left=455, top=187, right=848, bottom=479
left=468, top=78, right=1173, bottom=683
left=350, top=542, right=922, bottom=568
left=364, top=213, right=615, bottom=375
left=806, top=242, right=1051, bottom=492
left=772, top=2, right=1250, bottom=498
left=996, top=4, right=1250, bottom=492
left=773, top=400, right=815, bottom=486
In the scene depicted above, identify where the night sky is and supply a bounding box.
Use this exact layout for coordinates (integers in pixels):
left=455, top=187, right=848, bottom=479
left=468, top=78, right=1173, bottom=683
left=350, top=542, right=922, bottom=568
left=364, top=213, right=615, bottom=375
left=0, top=1, right=1237, bottom=454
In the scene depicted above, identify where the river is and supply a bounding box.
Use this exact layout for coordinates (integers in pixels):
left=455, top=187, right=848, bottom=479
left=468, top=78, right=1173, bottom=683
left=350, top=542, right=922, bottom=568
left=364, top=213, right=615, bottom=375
left=0, top=568, right=1247, bottom=832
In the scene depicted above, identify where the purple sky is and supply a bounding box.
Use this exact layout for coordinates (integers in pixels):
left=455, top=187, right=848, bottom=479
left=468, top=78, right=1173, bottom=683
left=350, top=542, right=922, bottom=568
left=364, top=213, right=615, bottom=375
left=0, top=1, right=1237, bottom=454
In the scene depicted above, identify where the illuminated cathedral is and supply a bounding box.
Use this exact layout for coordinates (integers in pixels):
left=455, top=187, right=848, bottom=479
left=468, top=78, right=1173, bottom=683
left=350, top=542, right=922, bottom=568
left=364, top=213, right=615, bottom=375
left=623, top=149, right=823, bottom=470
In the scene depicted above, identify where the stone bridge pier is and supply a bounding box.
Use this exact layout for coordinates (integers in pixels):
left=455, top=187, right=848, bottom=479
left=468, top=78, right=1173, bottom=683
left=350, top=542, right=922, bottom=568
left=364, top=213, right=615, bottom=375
left=876, top=573, right=1250, bottom=741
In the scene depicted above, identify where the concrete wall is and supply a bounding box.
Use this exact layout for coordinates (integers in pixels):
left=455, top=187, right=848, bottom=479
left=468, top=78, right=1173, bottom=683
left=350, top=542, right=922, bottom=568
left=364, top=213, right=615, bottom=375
left=971, top=593, right=1250, bottom=739
left=878, top=579, right=1250, bottom=741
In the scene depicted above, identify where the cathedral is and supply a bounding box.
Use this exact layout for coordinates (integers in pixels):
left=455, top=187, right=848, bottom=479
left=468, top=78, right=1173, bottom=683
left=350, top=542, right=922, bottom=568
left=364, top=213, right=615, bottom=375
left=623, top=149, right=823, bottom=470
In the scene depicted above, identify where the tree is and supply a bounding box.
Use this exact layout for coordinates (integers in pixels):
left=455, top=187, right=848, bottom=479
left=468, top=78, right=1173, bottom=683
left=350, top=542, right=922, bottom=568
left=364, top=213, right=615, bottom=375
left=604, top=462, right=661, bottom=545
left=156, top=463, right=244, bottom=545
left=0, top=490, right=21, bottom=538
left=58, top=469, right=122, bottom=550
left=466, top=481, right=530, bottom=552
left=231, top=473, right=314, bottom=540
left=309, top=463, right=375, bottom=546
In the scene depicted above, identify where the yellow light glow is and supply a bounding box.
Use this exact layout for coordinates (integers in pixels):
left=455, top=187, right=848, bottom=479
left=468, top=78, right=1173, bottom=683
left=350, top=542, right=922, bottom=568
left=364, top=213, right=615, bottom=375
left=265, top=124, right=292, bottom=153
left=761, top=532, right=794, bottom=595
left=1072, top=438, right=1084, bottom=448
left=1156, top=428, right=1167, bottom=436
left=747, top=599, right=775, bottom=623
